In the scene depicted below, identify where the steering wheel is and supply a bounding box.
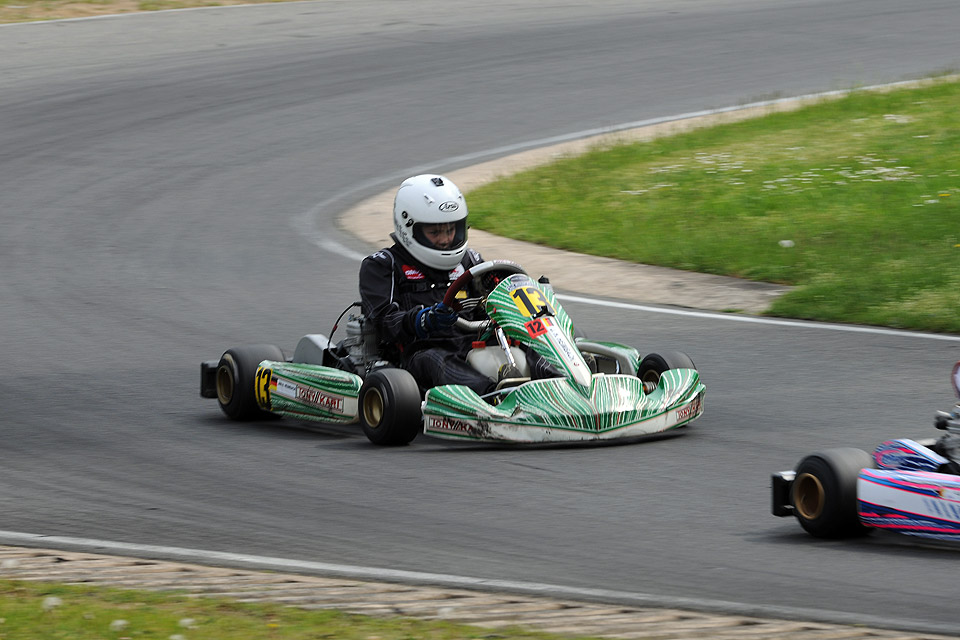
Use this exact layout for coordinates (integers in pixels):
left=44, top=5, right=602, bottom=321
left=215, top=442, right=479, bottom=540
left=443, top=260, right=528, bottom=312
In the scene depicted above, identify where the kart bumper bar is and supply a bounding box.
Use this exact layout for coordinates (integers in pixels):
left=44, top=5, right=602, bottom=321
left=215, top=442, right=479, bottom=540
left=771, top=470, right=795, bottom=517
left=200, top=360, right=219, bottom=398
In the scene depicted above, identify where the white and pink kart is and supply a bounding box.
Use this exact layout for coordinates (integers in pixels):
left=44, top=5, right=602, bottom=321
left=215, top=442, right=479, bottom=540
left=772, top=362, right=960, bottom=540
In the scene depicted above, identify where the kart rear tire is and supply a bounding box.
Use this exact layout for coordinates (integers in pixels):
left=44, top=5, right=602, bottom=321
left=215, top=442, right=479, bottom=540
left=792, top=448, right=873, bottom=539
left=359, top=368, right=422, bottom=446
left=637, top=351, right=696, bottom=386
left=216, top=344, right=284, bottom=421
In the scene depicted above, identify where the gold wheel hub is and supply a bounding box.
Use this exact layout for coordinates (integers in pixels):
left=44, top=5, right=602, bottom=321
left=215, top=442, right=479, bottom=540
left=794, top=472, right=825, bottom=520
left=363, top=388, right=384, bottom=428
left=216, top=356, right=236, bottom=406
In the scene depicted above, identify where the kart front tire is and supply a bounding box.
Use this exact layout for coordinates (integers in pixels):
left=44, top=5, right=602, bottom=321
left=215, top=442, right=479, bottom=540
left=216, top=344, right=284, bottom=421
left=359, top=368, right=422, bottom=446
left=637, top=351, right=696, bottom=386
left=792, top=448, right=873, bottom=539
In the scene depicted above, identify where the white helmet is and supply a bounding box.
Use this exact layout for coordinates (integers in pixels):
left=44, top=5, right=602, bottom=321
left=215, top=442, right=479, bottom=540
left=393, top=174, right=468, bottom=270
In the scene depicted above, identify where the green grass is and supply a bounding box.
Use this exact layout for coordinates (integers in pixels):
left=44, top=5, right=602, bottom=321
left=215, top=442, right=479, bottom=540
left=468, top=78, right=960, bottom=333
left=0, top=580, right=605, bottom=640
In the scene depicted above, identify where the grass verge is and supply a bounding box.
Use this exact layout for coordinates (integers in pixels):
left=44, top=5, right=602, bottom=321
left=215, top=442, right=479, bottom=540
left=468, top=78, right=960, bottom=333
left=0, top=579, right=602, bottom=640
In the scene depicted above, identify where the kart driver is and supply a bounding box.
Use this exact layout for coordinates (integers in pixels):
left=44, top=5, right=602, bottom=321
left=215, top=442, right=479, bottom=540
left=359, top=174, right=558, bottom=396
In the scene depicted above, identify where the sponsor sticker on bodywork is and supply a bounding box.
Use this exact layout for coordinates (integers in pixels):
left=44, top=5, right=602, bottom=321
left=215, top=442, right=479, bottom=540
left=296, top=386, right=344, bottom=413
left=427, top=416, right=477, bottom=434
left=675, top=394, right=703, bottom=422
left=274, top=377, right=298, bottom=398
left=272, top=376, right=346, bottom=414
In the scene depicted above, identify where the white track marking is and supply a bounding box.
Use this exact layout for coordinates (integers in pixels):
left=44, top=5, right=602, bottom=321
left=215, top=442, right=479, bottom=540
left=557, top=294, right=960, bottom=342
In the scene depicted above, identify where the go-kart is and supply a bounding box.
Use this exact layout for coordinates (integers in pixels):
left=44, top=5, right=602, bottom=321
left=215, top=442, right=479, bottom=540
left=200, top=260, right=705, bottom=446
left=772, top=361, right=960, bottom=540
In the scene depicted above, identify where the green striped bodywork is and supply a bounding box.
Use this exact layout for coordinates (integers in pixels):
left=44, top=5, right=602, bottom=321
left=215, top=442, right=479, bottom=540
left=423, top=369, right=705, bottom=443
left=255, top=361, right=361, bottom=424
left=485, top=274, right=592, bottom=393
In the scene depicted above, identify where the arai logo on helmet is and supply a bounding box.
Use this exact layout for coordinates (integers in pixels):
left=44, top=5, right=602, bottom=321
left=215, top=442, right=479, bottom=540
left=438, top=201, right=459, bottom=213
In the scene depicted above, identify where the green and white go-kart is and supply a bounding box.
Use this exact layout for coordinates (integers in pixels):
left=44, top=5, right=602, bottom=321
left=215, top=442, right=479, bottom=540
left=201, top=260, right=705, bottom=446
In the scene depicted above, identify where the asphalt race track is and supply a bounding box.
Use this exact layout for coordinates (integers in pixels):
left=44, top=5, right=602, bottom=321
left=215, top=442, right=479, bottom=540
left=3, top=0, right=960, bottom=634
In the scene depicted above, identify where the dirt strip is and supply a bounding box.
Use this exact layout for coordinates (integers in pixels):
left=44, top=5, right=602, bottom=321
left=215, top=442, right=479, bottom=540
left=1, top=546, right=953, bottom=640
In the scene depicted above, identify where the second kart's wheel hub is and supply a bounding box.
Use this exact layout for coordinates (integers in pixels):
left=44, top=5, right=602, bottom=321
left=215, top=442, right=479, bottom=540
left=794, top=472, right=825, bottom=520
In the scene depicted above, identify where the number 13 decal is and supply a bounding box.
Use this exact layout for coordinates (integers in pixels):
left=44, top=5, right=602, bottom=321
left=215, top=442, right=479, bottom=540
left=255, top=366, right=272, bottom=410
left=510, top=287, right=555, bottom=317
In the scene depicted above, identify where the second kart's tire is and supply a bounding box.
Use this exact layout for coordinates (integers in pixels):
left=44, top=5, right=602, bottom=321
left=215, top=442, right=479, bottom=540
left=792, top=448, right=873, bottom=539
left=216, top=344, right=285, bottom=421
left=359, top=368, right=422, bottom=446
left=637, top=351, right=697, bottom=387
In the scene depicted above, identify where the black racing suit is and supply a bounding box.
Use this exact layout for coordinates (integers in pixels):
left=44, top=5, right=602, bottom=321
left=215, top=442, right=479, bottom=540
left=359, top=241, right=494, bottom=395
left=359, top=240, right=559, bottom=396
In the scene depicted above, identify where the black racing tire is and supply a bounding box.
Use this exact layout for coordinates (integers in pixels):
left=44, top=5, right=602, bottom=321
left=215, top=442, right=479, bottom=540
left=792, top=448, right=873, bottom=539
left=359, top=368, right=422, bottom=446
left=216, top=344, right=285, bottom=421
left=637, top=350, right=697, bottom=386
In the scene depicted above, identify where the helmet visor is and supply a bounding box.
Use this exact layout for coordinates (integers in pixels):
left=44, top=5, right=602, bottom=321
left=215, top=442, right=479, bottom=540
left=413, top=220, right=467, bottom=252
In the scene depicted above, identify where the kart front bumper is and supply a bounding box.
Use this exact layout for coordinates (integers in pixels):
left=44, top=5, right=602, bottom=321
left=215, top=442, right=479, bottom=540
left=771, top=471, right=796, bottom=517
left=423, top=370, right=704, bottom=443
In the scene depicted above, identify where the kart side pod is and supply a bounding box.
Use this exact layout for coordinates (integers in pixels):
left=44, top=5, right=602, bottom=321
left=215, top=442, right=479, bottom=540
left=200, top=334, right=335, bottom=399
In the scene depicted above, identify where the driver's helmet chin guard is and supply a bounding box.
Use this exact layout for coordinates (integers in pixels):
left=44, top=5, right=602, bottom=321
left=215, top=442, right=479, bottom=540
left=393, top=174, right=468, bottom=270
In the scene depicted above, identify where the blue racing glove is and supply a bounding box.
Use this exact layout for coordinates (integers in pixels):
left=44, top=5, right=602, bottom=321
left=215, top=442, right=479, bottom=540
left=415, top=302, right=458, bottom=338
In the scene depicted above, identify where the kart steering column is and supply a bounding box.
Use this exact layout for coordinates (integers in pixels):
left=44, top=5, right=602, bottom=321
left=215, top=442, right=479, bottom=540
left=494, top=326, right=520, bottom=372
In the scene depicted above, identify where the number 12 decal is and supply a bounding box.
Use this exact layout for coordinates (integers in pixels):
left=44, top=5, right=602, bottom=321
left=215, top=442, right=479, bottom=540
left=525, top=317, right=549, bottom=338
